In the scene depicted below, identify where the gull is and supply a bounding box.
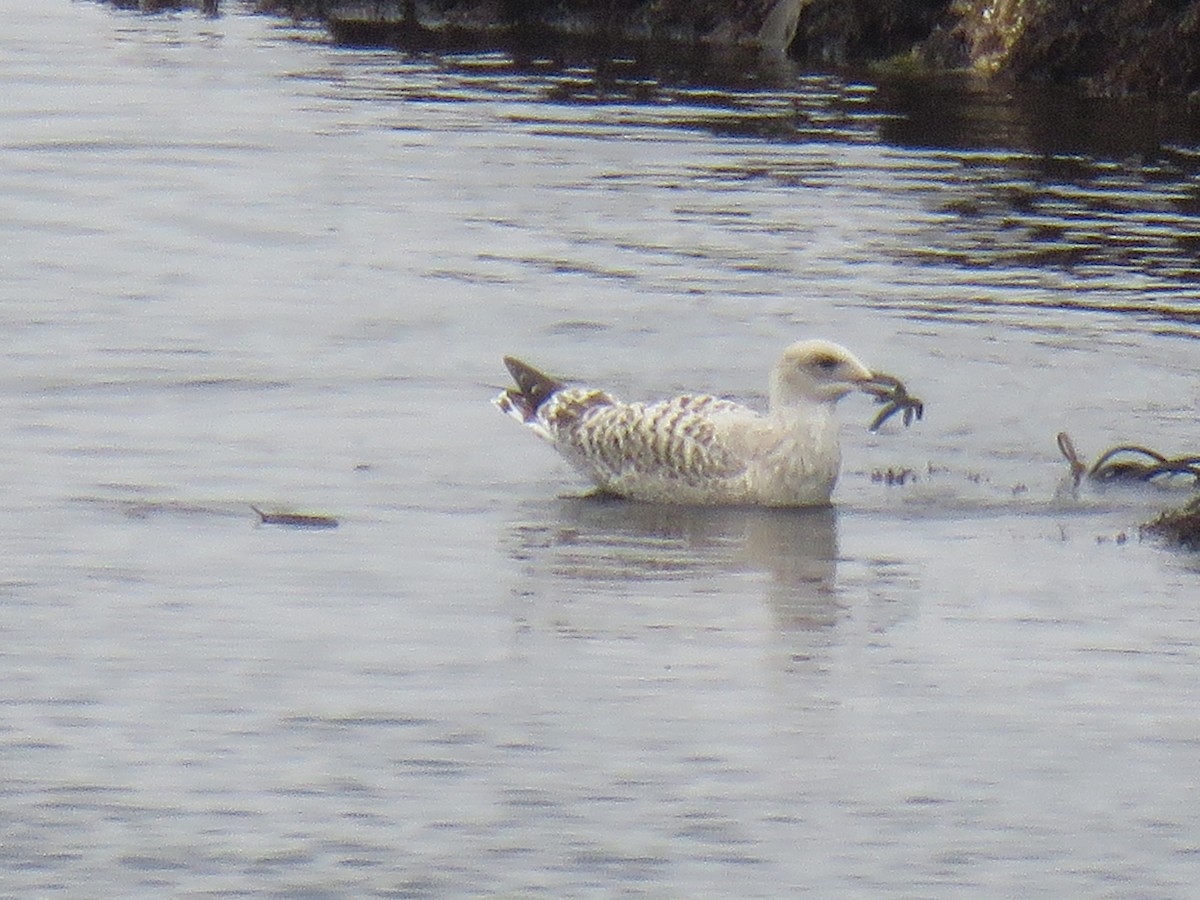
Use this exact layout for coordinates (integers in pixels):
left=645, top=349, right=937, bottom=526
left=495, top=340, right=920, bottom=507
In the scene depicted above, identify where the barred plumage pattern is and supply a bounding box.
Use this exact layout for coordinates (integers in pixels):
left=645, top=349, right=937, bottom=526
left=544, top=390, right=748, bottom=489
left=494, top=342, right=878, bottom=507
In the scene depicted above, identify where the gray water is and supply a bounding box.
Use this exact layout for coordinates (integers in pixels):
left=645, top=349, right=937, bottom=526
left=3, top=1, right=1200, bottom=897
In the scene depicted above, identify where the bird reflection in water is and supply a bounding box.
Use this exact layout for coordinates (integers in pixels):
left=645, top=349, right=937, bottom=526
left=505, top=496, right=841, bottom=634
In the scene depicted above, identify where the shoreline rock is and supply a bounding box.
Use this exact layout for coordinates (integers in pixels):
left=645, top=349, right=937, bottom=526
left=1143, top=497, right=1200, bottom=551
left=919, top=0, right=1200, bottom=99
left=112, top=1, right=1200, bottom=99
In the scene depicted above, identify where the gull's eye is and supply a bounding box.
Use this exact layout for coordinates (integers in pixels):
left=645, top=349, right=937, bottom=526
left=811, top=354, right=840, bottom=371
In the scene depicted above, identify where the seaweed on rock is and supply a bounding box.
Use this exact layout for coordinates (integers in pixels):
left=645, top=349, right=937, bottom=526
left=1143, top=497, right=1200, bottom=550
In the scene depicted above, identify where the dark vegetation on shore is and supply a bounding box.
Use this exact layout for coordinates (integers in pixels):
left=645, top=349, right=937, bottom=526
left=116, top=2, right=1200, bottom=98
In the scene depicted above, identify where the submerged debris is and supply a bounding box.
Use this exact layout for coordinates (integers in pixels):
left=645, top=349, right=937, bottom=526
left=863, top=373, right=924, bottom=432
left=1057, top=432, right=1200, bottom=488
left=871, top=467, right=916, bottom=486
left=251, top=505, right=340, bottom=529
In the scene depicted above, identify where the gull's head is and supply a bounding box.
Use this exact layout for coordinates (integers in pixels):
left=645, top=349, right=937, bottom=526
left=770, top=339, right=877, bottom=410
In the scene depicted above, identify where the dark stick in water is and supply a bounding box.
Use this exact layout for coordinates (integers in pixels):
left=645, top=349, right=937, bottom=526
left=250, top=506, right=339, bottom=528
left=1056, top=433, right=1200, bottom=486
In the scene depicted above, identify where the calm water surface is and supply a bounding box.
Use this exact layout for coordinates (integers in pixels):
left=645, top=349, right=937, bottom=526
left=2, top=1, right=1200, bottom=896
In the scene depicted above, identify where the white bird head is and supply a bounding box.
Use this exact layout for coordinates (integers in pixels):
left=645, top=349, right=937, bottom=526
left=769, top=339, right=884, bottom=410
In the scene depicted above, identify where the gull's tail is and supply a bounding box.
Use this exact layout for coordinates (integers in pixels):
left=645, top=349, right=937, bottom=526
left=494, top=356, right=565, bottom=425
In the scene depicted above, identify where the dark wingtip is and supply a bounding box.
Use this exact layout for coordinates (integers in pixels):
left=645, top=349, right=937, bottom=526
left=503, top=356, right=564, bottom=411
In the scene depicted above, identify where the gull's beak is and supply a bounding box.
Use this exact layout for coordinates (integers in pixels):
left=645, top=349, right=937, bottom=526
left=855, top=371, right=905, bottom=400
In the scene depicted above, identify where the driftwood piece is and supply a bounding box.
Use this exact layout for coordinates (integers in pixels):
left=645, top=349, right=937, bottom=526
left=251, top=505, right=340, bottom=529
left=1057, top=432, right=1200, bottom=487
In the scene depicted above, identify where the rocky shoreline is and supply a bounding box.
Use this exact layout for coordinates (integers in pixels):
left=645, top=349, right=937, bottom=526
left=257, top=0, right=1200, bottom=99
left=120, top=1, right=1200, bottom=99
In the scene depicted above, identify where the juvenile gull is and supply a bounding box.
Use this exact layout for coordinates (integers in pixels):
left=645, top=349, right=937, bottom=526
left=495, top=340, right=918, bottom=507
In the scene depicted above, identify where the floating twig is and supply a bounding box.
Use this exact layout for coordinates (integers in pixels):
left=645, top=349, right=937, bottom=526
left=1056, top=432, right=1087, bottom=488
left=864, top=373, right=925, bottom=432
left=1060, top=433, right=1200, bottom=549
left=251, top=505, right=339, bottom=529
left=1057, top=432, right=1200, bottom=487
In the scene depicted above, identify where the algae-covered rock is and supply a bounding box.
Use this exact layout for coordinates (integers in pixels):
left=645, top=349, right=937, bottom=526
left=257, top=0, right=808, bottom=53
left=1143, top=497, right=1200, bottom=550
left=789, top=0, right=948, bottom=66
left=244, top=0, right=1200, bottom=98
left=922, top=0, right=1200, bottom=98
